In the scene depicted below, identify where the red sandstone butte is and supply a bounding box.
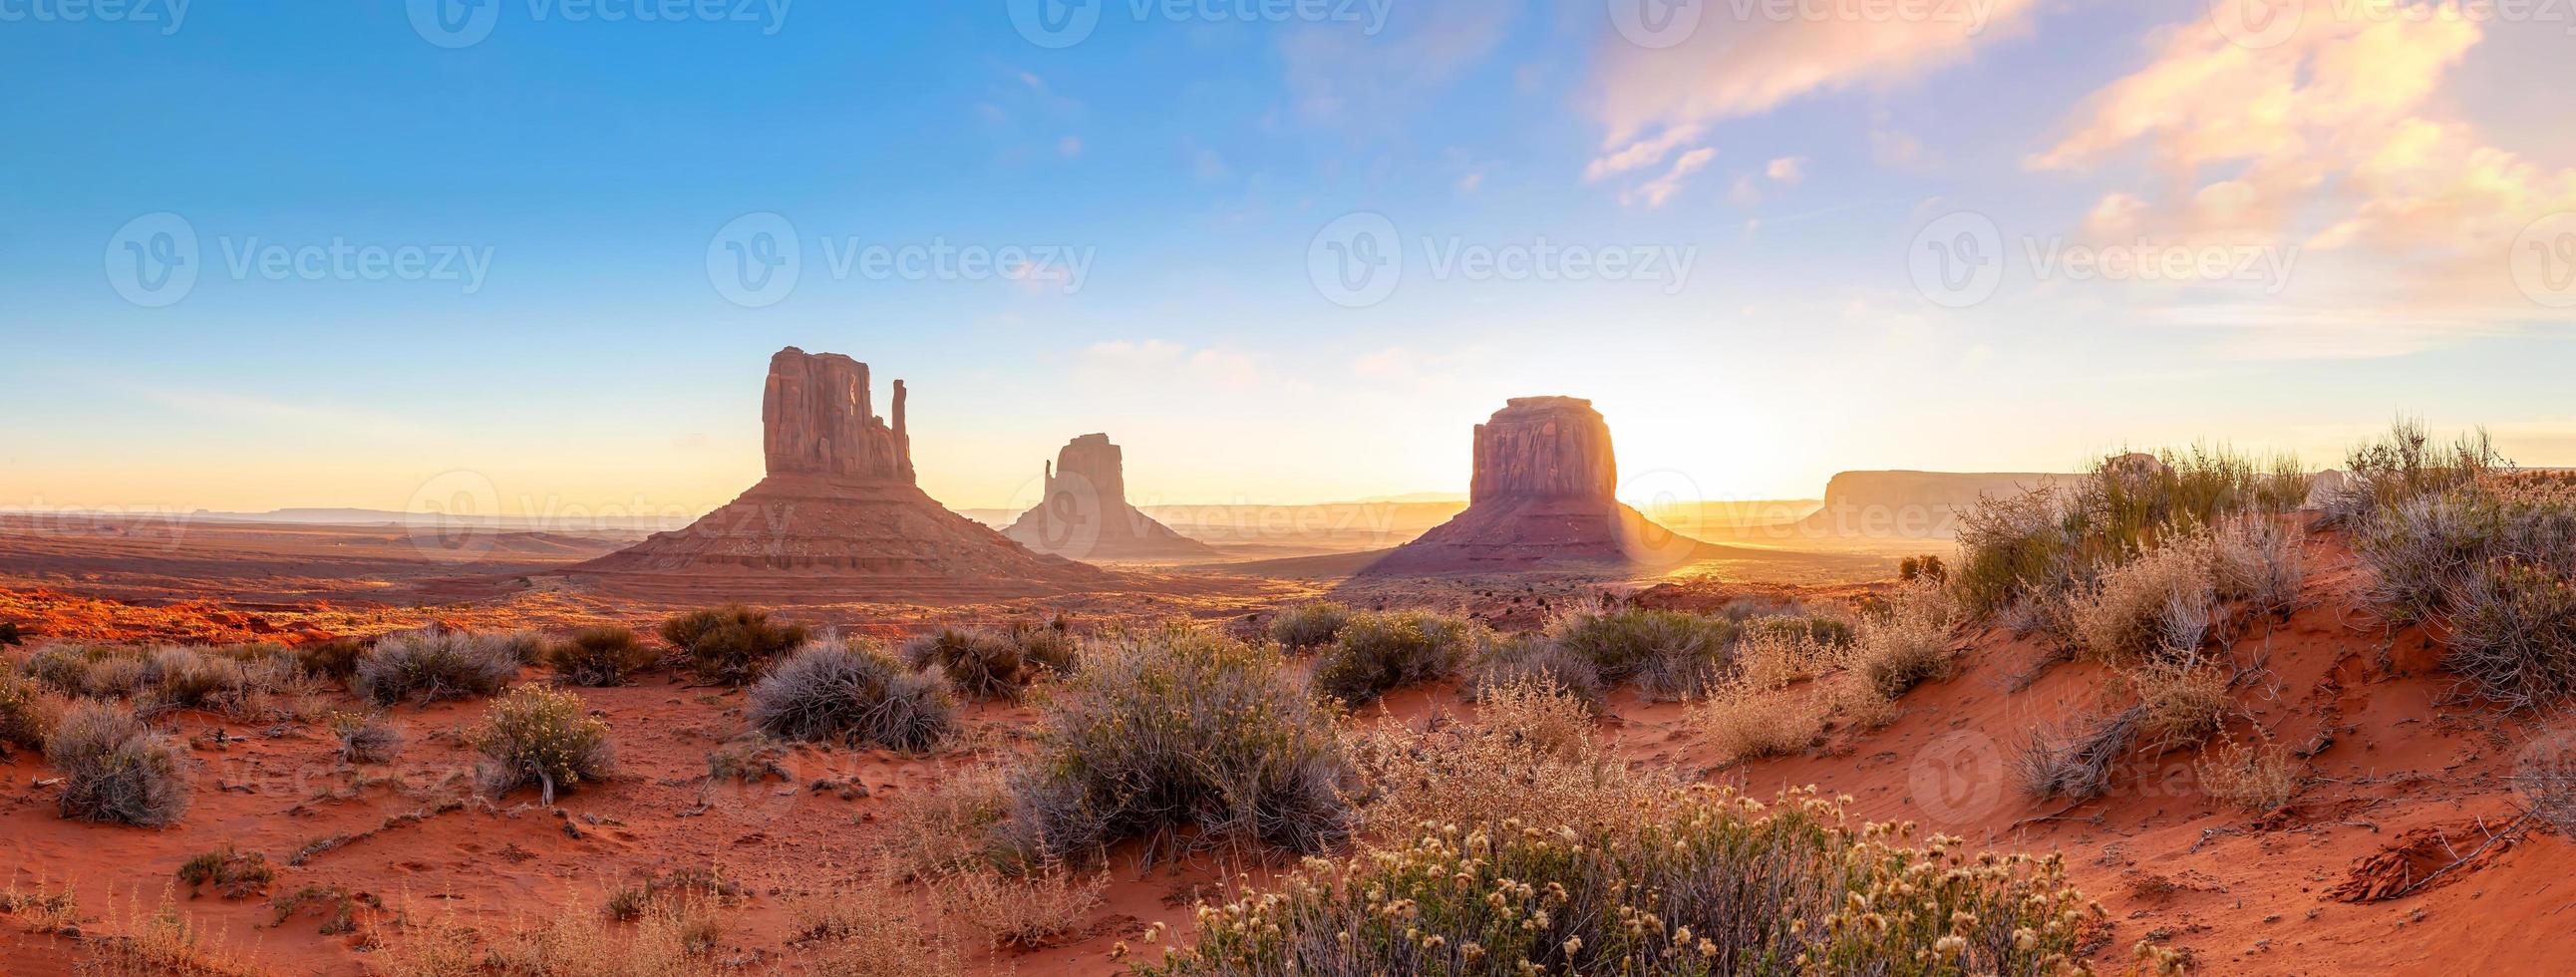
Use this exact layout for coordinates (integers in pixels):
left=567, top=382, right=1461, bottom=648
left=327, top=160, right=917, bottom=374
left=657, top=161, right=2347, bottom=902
left=1002, top=434, right=1214, bottom=560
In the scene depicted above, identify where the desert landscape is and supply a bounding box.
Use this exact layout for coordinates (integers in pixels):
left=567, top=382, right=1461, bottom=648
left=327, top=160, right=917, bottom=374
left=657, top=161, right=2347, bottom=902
left=14, top=3, right=2576, bottom=975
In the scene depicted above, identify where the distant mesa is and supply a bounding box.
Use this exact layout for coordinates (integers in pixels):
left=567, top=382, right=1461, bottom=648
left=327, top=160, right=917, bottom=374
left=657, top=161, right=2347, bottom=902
left=571, top=347, right=1105, bottom=599
left=1356, top=396, right=1708, bottom=576
left=1002, top=434, right=1215, bottom=560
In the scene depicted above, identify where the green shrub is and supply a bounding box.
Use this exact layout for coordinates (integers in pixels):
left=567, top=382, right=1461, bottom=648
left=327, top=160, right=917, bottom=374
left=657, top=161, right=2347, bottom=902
left=352, top=629, right=521, bottom=706
left=1006, top=627, right=1348, bottom=859
left=1741, top=613, right=1855, bottom=649
left=177, top=845, right=274, bottom=899
left=292, top=637, right=369, bottom=682
left=1141, top=788, right=2100, bottom=977
left=1311, top=610, right=1474, bottom=706
left=1548, top=607, right=1738, bottom=701
left=470, top=685, right=613, bottom=806
left=1267, top=602, right=1354, bottom=650
left=1954, top=446, right=2307, bottom=616
left=1459, top=632, right=1604, bottom=708
left=46, top=700, right=192, bottom=826
left=898, top=625, right=1077, bottom=701
left=0, top=673, right=60, bottom=755
left=659, top=605, right=810, bottom=686
left=546, top=626, right=657, bottom=687
left=749, top=639, right=955, bottom=751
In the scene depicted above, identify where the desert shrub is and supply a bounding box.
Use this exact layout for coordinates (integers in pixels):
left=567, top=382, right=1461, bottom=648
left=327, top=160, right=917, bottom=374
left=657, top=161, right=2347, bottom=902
left=1742, top=613, right=1855, bottom=649
left=1310, top=610, right=1474, bottom=706
left=2197, top=736, right=2301, bottom=814
left=46, top=700, right=192, bottom=826
left=0, top=672, right=59, bottom=755
left=476, top=891, right=728, bottom=976
left=2066, top=539, right=2217, bottom=664
left=1848, top=580, right=1958, bottom=699
left=2441, top=560, right=2576, bottom=709
left=1899, top=553, right=1947, bottom=582
left=898, top=625, right=1076, bottom=701
left=177, top=845, right=274, bottom=899
left=1142, top=789, right=2101, bottom=977
left=2017, top=709, right=2140, bottom=804
left=1953, top=485, right=2079, bottom=616
left=934, top=865, right=1106, bottom=949
left=1348, top=683, right=1657, bottom=843
left=1459, top=632, right=1604, bottom=708
left=748, top=639, right=955, bottom=752
left=1006, top=627, right=1348, bottom=859
left=352, top=629, right=521, bottom=706
left=0, top=622, right=21, bottom=646
left=1266, top=601, right=1354, bottom=650
left=1699, top=680, right=1825, bottom=764
left=1734, top=628, right=1835, bottom=691
left=2511, top=730, right=2576, bottom=836
left=470, top=685, right=613, bottom=806
left=327, top=711, right=402, bottom=765
left=879, top=763, right=1013, bottom=880
left=788, top=887, right=963, bottom=977
left=2315, top=418, right=2504, bottom=529
left=1549, top=607, right=1739, bottom=701
left=79, top=888, right=263, bottom=976
left=291, top=637, right=368, bottom=682
left=1823, top=674, right=1901, bottom=730
left=547, top=626, right=658, bottom=687
left=659, top=605, right=811, bottom=686
left=2123, top=659, right=2232, bottom=751
left=2209, top=515, right=2307, bottom=616
left=1955, top=447, right=2307, bottom=616
left=704, top=736, right=792, bottom=783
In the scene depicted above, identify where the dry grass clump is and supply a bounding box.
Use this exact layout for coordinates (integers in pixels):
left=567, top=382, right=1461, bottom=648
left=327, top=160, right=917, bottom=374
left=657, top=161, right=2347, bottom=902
left=1347, top=682, right=1659, bottom=843
left=1734, top=627, right=1836, bottom=691
left=747, top=638, right=955, bottom=752
left=898, top=624, right=1076, bottom=701
left=2442, top=560, right=2576, bottom=709
left=1459, top=632, right=1605, bottom=708
left=546, top=627, right=657, bottom=687
left=2197, top=736, right=2301, bottom=814
left=2510, top=730, right=2576, bottom=836
left=879, top=763, right=1013, bottom=879
left=1142, top=788, right=2101, bottom=977
left=1, top=872, right=82, bottom=932
left=2017, top=709, right=2141, bottom=804
left=15, top=644, right=321, bottom=722
left=47, top=700, right=192, bottom=826
left=77, top=888, right=262, bottom=977
left=1954, top=446, right=2306, bottom=617
left=1847, top=579, right=1959, bottom=700
left=788, top=887, right=962, bottom=976
left=1267, top=601, right=1354, bottom=650
left=353, top=629, right=523, bottom=707
left=2121, top=659, right=2233, bottom=751
left=474, top=892, right=729, bottom=977
left=1311, top=609, right=1475, bottom=706
left=2315, top=418, right=2504, bottom=530
left=1740, top=612, right=1856, bottom=649
left=2065, top=517, right=2307, bottom=665
left=290, top=636, right=369, bottom=682
left=1548, top=605, right=1740, bottom=701
left=658, top=604, right=811, bottom=686
left=1006, top=626, right=1349, bottom=860
left=1698, top=680, right=1826, bottom=765
left=176, top=845, right=273, bottom=900
left=934, top=864, right=1107, bottom=949
left=0, top=671, right=60, bottom=756
left=470, top=684, right=613, bottom=806
left=327, top=710, right=402, bottom=765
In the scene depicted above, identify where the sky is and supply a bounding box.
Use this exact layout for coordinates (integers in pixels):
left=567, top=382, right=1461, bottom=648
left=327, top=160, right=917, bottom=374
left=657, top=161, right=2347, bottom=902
left=4, top=0, right=2574, bottom=521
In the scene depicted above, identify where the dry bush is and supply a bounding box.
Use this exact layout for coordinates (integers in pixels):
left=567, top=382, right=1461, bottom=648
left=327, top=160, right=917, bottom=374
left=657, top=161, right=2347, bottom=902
left=878, top=763, right=1013, bottom=880
left=176, top=845, right=273, bottom=899
left=2018, top=709, right=2141, bottom=804
left=546, top=627, right=657, bottom=687
left=478, top=892, right=727, bottom=977
left=1347, top=685, right=1661, bottom=844
left=898, top=625, right=1076, bottom=701
left=291, top=637, right=368, bottom=682
left=1, top=872, right=81, bottom=932
left=47, top=700, right=192, bottom=826
left=1954, top=446, right=2307, bottom=617
left=1848, top=579, right=1958, bottom=700
left=1142, top=789, right=2101, bottom=977
left=1734, top=628, right=1833, bottom=691
left=788, top=887, right=962, bottom=976
left=702, top=736, right=791, bottom=784
left=1823, top=675, right=1900, bottom=730
left=1267, top=601, right=1353, bottom=650
left=1548, top=607, right=1739, bottom=701
left=658, top=605, right=810, bottom=687
left=747, top=639, right=955, bottom=752
left=2511, top=730, right=2576, bottom=836
left=2065, top=539, right=2217, bottom=664
left=1740, top=613, right=1855, bottom=649
left=1459, top=632, right=1604, bottom=708
left=16, top=644, right=317, bottom=722
left=1952, top=485, right=2080, bottom=616
left=470, top=685, right=613, bottom=806
left=1006, top=626, right=1349, bottom=860
left=1698, top=680, right=1824, bottom=765
left=353, top=629, right=522, bottom=707
left=934, top=864, right=1106, bottom=949
left=2316, top=418, right=2504, bottom=529
left=327, top=711, right=402, bottom=765
left=0, top=672, right=60, bottom=756
left=1311, top=609, right=1475, bottom=706
left=2443, top=560, right=2576, bottom=710
left=76, top=887, right=261, bottom=977
left=2197, top=736, right=2301, bottom=814
left=2120, top=659, right=2232, bottom=751
left=2209, top=515, right=2306, bottom=616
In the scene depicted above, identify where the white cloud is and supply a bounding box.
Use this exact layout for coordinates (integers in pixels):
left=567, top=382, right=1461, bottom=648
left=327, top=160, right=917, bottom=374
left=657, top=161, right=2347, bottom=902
left=1766, top=157, right=1806, bottom=183
left=1621, top=147, right=1717, bottom=208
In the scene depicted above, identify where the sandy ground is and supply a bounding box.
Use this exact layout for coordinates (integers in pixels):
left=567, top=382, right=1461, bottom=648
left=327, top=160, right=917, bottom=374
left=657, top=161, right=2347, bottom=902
left=1, top=516, right=2566, bottom=974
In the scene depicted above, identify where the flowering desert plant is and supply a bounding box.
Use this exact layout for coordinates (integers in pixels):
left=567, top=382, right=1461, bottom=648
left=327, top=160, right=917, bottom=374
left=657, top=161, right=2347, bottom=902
left=471, top=685, right=613, bottom=806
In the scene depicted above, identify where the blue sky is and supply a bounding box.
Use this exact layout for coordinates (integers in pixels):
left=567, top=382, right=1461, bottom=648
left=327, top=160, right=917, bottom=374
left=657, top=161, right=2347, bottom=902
left=4, top=0, right=2572, bottom=517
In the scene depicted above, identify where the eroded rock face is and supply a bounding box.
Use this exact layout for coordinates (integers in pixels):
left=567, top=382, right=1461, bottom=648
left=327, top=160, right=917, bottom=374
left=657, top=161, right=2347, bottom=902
left=1003, top=433, right=1212, bottom=560
left=762, top=347, right=912, bottom=482
left=1470, top=397, right=1617, bottom=502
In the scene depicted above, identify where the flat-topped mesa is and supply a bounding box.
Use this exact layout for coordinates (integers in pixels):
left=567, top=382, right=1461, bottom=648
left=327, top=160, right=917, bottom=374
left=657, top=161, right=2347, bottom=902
left=1003, top=433, right=1213, bottom=560
left=1047, top=433, right=1128, bottom=507
left=1469, top=396, right=1617, bottom=502
left=762, top=347, right=912, bottom=482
